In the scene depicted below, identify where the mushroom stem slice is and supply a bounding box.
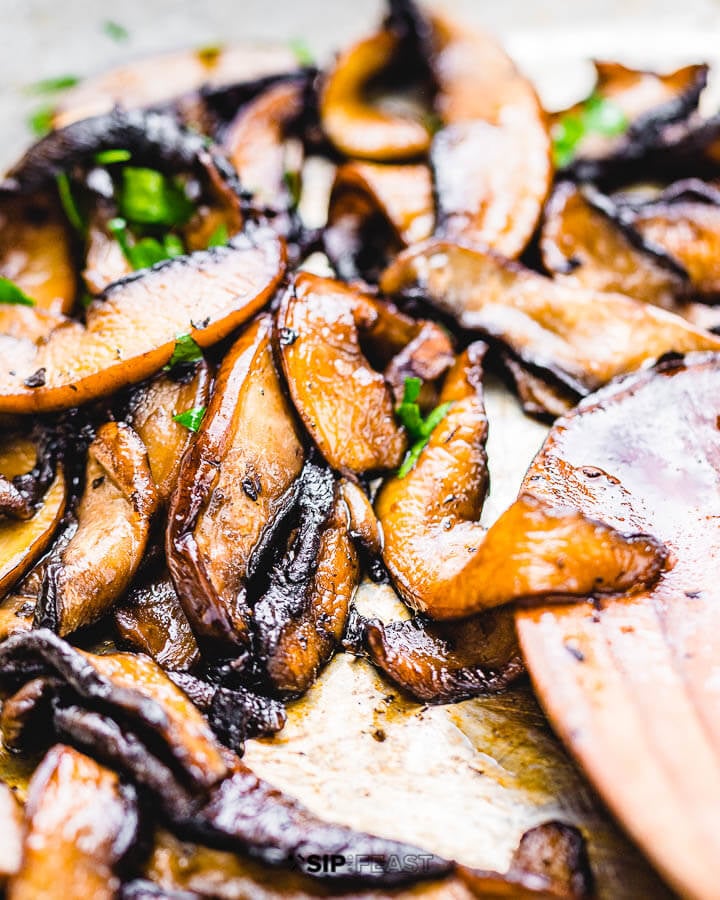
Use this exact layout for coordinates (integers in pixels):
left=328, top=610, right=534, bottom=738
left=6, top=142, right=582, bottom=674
left=0, top=228, right=285, bottom=414
left=7, top=745, right=139, bottom=900
left=167, top=315, right=305, bottom=648
left=380, top=239, right=720, bottom=401
left=34, top=421, right=158, bottom=637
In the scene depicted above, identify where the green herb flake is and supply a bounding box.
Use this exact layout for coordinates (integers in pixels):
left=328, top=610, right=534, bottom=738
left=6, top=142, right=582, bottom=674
left=26, top=74, right=80, bottom=95
left=28, top=105, right=55, bottom=137
left=283, top=169, right=302, bottom=209
left=164, top=333, right=203, bottom=371
left=173, top=405, right=206, bottom=432
left=289, top=38, right=315, bottom=67
left=583, top=93, right=629, bottom=137
left=118, top=167, right=194, bottom=228
left=207, top=223, right=229, bottom=248
left=395, top=376, right=453, bottom=478
left=0, top=277, right=36, bottom=307
left=551, top=93, right=628, bottom=169
left=109, top=217, right=185, bottom=270
left=56, top=172, right=85, bottom=233
left=196, top=44, right=224, bottom=67
left=104, top=20, right=129, bottom=42
left=95, top=148, right=132, bottom=165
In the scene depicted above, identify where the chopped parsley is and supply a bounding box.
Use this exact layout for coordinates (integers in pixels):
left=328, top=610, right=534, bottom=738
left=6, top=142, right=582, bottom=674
left=289, top=38, right=314, bottom=67
left=552, top=92, right=628, bottom=168
left=28, top=105, right=54, bottom=137
left=196, top=44, right=223, bottom=66
left=0, top=277, right=36, bottom=306
left=173, top=406, right=206, bottom=432
left=283, top=169, right=302, bottom=209
left=108, top=217, right=184, bottom=270
left=26, top=74, right=80, bottom=94
left=118, top=167, right=194, bottom=228
left=95, top=148, right=132, bottom=165
left=103, top=20, right=129, bottom=42
left=207, top=222, right=229, bottom=248
left=395, top=376, right=453, bottom=479
left=56, top=172, right=85, bottom=233
left=164, top=333, right=203, bottom=372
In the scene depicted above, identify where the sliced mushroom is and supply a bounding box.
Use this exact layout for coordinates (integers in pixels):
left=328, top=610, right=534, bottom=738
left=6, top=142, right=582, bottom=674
left=278, top=273, right=415, bottom=474
left=82, top=203, right=133, bottom=295
left=0, top=434, right=66, bottom=599
left=0, top=229, right=284, bottom=413
left=380, top=239, right=720, bottom=402
left=126, top=361, right=212, bottom=505
left=429, top=14, right=551, bottom=257
left=167, top=315, right=304, bottom=647
left=0, top=782, right=23, bottom=883
left=254, top=463, right=359, bottom=694
left=324, top=161, right=434, bottom=281
left=340, top=478, right=383, bottom=558
left=362, top=607, right=524, bottom=704
left=34, top=422, right=158, bottom=637
left=114, top=569, right=200, bottom=672
left=0, top=192, right=76, bottom=315
left=375, top=343, right=665, bottom=619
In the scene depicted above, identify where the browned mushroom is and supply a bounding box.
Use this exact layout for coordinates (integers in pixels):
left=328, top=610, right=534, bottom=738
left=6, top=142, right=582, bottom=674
left=34, top=421, right=158, bottom=637
left=7, top=745, right=139, bottom=900
left=167, top=314, right=305, bottom=648
left=429, top=14, right=551, bottom=256
left=0, top=192, right=76, bottom=315
left=82, top=204, right=133, bottom=295
left=0, top=229, right=284, bottom=413
left=0, top=782, right=23, bottom=884
left=362, top=607, right=524, bottom=704
left=380, top=239, right=720, bottom=404
left=0, top=434, right=66, bottom=600
left=375, top=343, right=665, bottom=620
left=254, top=463, right=359, bottom=694
left=126, top=361, right=212, bottom=505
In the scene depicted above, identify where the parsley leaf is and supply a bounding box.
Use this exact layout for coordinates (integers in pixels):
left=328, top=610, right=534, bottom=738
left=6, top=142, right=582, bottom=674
left=173, top=406, right=206, bottom=432
left=551, top=93, right=628, bottom=168
left=56, top=172, right=85, bottom=233
left=28, top=105, right=54, bottom=137
left=95, top=148, right=132, bottom=165
left=26, top=74, right=80, bottom=94
left=164, top=333, right=203, bottom=372
left=118, top=167, right=194, bottom=228
left=207, top=223, right=229, bottom=248
left=104, top=20, right=129, bottom=42
left=289, top=38, right=314, bottom=67
left=0, top=277, right=36, bottom=306
left=395, top=376, right=453, bottom=478
left=283, top=169, right=302, bottom=209
left=108, top=217, right=185, bottom=270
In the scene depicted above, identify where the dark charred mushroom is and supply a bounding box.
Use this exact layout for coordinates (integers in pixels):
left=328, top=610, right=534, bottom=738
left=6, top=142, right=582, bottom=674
left=380, top=239, right=720, bottom=404
left=0, top=228, right=284, bottom=413
left=34, top=421, right=158, bottom=637
left=167, top=314, right=305, bottom=647
left=375, top=343, right=665, bottom=619
left=7, top=744, right=140, bottom=900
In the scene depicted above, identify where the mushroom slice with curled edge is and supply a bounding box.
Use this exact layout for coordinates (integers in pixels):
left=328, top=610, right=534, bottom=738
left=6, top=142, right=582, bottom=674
left=0, top=629, right=229, bottom=790
left=380, top=239, right=720, bottom=405
left=375, top=343, right=665, bottom=620
left=429, top=14, right=551, bottom=257
left=253, top=462, right=360, bottom=694
left=0, top=191, right=76, bottom=315
left=278, top=272, right=453, bottom=474
left=0, top=227, right=284, bottom=414
left=360, top=608, right=524, bottom=704
left=114, top=569, right=200, bottom=672
left=34, top=422, right=158, bottom=637
left=126, top=361, right=212, bottom=506
left=167, top=314, right=305, bottom=648
left=0, top=434, right=66, bottom=600
left=324, top=161, right=434, bottom=281
left=7, top=745, right=140, bottom=900
left=0, top=782, right=23, bottom=884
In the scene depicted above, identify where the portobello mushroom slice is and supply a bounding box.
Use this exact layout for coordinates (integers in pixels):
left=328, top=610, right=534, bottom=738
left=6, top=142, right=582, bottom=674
left=114, top=570, right=200, bottom=672
left=7, top=745, right=139, bottom=900
left=375, top=343, right=665, bottom=619
left=0, top=629, right=229, bottom=790
left=279, top=272, right=452, bottom=474
left=167, top=315, right=305, bottom=647
left=0, top=782, right=23, bottom=883
left=361, top=608, right=524, bottom=704
left=0, top=228, right=285, bottom=413
left=0, top=192, right=76, bottom=315
left=0, top=435, right=66, bottom=600
left=428, top=14, right=551, bottom=257
left=254, top=463, right=359, bottom=694
left=35, top=421, right=158, bottom=637
left=126, top=361, right=212, bottom=505
left=380, top=239, right=720, bottom=402
left=324, top=161, right=434, bottom=282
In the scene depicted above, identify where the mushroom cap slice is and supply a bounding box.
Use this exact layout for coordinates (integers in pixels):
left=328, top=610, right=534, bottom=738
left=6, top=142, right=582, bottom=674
left=0, top=781, right=23, bottom=883
left=376, top=343, right=665, bottom=620
left=34, top=421, right=158, bottom=637
left=7, top=745, right=139, bottom=900
left=277, top=273, right=409, bottom=475
left=515, top=353, right=720, bottom=899
left=167, top=314, right=305, bottom=647
left=0, top=229, right=285, bottom=413
left=381, top=239, right=720, bottom=400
